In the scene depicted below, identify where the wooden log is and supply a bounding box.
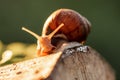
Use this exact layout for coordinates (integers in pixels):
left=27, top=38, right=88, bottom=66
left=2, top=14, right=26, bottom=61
left=0, top=42, right=115, bottom=80
left=47, top=46, right=115, bottom=80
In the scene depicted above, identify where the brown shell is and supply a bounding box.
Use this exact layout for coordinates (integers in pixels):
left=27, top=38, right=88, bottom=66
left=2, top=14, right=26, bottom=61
left=42, top=8, right=91, bottom=42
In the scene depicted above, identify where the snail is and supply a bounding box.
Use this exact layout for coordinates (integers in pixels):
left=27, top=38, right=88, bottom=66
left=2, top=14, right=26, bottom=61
left=22, top=8, right=91, bottom=56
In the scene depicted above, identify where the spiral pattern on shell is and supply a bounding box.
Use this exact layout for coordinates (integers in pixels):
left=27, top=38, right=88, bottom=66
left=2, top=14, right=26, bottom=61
left=42, top=9, right=91, bottom=42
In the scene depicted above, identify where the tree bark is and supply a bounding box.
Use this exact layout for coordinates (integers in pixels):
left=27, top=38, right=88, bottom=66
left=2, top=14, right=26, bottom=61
left=0, top=42, right=115, bottom=80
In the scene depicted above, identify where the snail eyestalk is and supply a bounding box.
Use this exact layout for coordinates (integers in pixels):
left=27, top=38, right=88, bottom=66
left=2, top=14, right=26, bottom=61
left=22, top=27, right=40, bottom=39
left=47, top=23, right=64, bottom=39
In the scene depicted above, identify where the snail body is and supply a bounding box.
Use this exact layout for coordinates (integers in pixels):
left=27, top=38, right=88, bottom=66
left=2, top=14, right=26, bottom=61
left=22, top=23, right=64, bottom=56
left=22, top=8, right=91, bottom=56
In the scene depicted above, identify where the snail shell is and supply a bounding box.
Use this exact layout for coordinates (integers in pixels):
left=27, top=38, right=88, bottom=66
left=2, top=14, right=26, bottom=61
left=42, top=8, right=91, bottom=43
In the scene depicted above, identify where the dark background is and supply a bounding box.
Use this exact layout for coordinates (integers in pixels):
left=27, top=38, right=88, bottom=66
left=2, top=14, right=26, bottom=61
left=0, top=0, right=119, bottom=79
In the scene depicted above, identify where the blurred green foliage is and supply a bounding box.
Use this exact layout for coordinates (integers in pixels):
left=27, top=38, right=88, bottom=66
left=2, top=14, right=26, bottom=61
left=0, top=0, right=120, bottom=79
left=0, top=42, right=37, bottom=66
